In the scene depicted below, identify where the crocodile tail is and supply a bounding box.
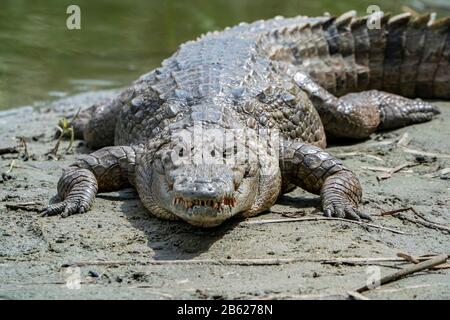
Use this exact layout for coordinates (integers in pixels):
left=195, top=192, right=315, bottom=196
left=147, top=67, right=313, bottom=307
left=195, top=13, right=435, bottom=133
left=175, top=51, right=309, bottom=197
left=351, top=13, right=450, bottom=98
left=381, top=12, right=450, bottom=98
left=418, top=16, right=450, bottom=98
left=257, top=11, right=450, bottom=98
left=325, top=11, right=450, bottom=98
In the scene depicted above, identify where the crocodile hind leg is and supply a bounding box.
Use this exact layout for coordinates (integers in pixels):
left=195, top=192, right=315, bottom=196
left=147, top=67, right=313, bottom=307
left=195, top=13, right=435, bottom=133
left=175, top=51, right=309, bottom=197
left=42, top=146, right=140, bottom=217
left=68, top=100, right=119, bottom=148
left=70, top=105, right=96, bottom=140
left=280, top=140, right=371, bottom=221
left=294, top=72, right=440, bottom=139
left=70, top=87, right=135, bottom=148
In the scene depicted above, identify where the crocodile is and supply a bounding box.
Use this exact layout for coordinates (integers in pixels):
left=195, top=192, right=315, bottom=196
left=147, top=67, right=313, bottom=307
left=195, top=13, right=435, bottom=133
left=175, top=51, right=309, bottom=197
left=43, top=11, right=446, bottom=227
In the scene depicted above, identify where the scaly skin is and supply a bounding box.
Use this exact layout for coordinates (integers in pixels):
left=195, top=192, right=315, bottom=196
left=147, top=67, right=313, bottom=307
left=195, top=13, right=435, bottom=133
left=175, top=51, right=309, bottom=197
left=43, top=11, right=445, bottom=227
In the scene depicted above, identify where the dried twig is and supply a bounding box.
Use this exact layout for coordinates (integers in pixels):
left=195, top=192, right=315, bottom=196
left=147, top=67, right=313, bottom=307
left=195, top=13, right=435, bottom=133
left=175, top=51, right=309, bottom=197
left=335, top=151, right=361, bottom=158
left=397, top=207, right=435, bottom=224
left=361, top=162, right=419, bottom=180
left=379, top=207, right=413, bottom=216
left=397, top=252, right=420, bottom=264
left=18, top=137, right=29, bottom=160
left=347, top=291, right=370, bottom=300
left=400, top=147, right=450, bottom=159
left=2, top=162, right=43, bottom=172
left=329, top=140, right=395, bottom=153
left=5, top=160, right=16, bottom=174
left=63, top=254, right=450, bottom=269
left=373, top=284, right=435, bottom=293
left=398, top=215, right=450, bottom=233
left=335, top=152, right=384, bottom=162
left=379, top=207, right=450, bottom=233
left=365, top=155, right=384, bottom=162
left=424, top=167, right=450, bottom=178
left=0, top=147, right=18, bottom=155
left=5, top=202, right=42, bottom=212
left=63, top=258, right=302, bottom=268
left=361, top=166, right=392, bottom=173
left=397, top=132, right=411, bottom=147
left=241, top=293, right=344, bottom=300
left=397, top=252, right=450, bottom=270
left=377, top=162, right=419, bottom=181
left=355, top=254, right=448, bottom=293
left=320, top=255, right=446, bottom=265
left=242, top=217, right=410, bottom=235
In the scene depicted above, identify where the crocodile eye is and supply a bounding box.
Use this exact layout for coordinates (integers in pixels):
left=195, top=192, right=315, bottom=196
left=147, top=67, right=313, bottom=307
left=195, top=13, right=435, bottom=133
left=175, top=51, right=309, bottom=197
left=210, top=150, right=216, bottom=157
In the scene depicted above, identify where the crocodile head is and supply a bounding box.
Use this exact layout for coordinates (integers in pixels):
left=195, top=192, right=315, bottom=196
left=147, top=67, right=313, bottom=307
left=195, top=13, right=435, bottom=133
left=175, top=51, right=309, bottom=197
left=135, top=125, right=274, bottom=227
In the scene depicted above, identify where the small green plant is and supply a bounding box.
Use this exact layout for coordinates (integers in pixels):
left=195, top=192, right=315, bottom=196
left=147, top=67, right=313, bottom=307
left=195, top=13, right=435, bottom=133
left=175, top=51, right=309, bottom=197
left=47, top=108, right=80, bottom=158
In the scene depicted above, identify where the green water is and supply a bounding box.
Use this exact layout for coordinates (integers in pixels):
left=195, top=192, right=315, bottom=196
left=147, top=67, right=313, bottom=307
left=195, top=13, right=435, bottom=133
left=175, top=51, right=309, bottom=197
left=0, top=0, right=447, bottom=110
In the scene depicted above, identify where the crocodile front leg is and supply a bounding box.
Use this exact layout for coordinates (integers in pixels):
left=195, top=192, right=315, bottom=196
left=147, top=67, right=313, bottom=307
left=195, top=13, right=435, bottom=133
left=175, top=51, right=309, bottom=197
left=280, top=140, right=371, bottom=221
left=42, top=146, right=140, bottom=217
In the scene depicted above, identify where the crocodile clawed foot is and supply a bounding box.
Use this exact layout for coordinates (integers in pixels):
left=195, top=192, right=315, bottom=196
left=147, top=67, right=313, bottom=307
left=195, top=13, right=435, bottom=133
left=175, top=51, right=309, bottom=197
left=323, top=202, right=372, bottom=221
left=41, top=200, right=88, bottom=218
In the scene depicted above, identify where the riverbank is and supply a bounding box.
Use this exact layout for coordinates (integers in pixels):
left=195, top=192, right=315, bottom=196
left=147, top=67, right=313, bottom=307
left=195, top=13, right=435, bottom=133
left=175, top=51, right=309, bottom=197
left=0, top=91, right=449, bottom=299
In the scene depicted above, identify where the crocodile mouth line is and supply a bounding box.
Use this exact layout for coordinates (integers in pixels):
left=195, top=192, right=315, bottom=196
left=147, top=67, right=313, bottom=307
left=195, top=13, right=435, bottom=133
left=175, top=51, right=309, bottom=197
left=172, top=196, right=236, bottom=210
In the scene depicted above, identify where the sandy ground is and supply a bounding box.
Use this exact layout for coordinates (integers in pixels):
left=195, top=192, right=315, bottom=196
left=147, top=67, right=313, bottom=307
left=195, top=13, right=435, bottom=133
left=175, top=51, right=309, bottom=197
left=0, top=90, right=449, bottom=300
